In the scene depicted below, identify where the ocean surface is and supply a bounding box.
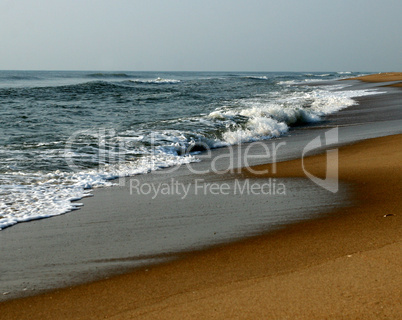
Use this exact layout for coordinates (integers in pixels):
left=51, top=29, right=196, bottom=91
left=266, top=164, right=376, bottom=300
left=0, top=71, right=378, bottom=230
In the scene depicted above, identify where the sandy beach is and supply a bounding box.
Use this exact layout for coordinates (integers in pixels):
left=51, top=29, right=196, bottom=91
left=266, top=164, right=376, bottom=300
left=347, top=72, right=402, bottom=87
left=1, top=74, right=401, bottom=319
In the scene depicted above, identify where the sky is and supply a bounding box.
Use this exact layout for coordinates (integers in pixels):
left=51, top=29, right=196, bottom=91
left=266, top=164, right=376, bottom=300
left=1, top=0, right=401, bottom=72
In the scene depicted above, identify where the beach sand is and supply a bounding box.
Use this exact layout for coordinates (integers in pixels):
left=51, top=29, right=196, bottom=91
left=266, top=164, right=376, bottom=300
left=1, top=132, right=401, bottom=319
left=347, top=72, right=402, bottom=87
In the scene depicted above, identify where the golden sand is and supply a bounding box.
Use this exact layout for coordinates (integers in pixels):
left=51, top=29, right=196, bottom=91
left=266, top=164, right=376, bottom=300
left=346, top=72, right=402, bottom=87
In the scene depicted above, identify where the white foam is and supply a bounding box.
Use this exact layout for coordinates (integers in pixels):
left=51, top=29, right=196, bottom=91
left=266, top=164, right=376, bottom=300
left=129, top=78, right=181, bottom=84
left=0, top=150, right=198, bottom=230
left=208, top=86, right=382, bottom=146
left=278, top=78, right=322, bottom=85
left=222, top=117, right=288, bottom=144
left=244, top=76, right=268, bottom=80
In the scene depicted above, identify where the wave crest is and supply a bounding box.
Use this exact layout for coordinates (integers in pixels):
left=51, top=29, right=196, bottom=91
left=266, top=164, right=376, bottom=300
left=129, top=78, right=181, bottom=84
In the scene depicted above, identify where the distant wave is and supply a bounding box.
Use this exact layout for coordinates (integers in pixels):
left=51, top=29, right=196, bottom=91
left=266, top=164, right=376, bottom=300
left=0, top=75, right=41, bottom=81
left=41, top=81, right=125, bottom=93
left=2, top=81, right=134, bottom=96
left=303, top=73, right=333, bottom=77
left=85, top=73, right=131, bottom=79
left=70, top=79, right=149, bottom=90
left=128, top=78, right=181, bottom=84
left=243, top=76, right=269, bottom=80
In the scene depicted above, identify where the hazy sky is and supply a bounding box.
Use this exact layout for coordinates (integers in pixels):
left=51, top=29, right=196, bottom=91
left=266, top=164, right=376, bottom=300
left=1, top=0, right=401, bottom=71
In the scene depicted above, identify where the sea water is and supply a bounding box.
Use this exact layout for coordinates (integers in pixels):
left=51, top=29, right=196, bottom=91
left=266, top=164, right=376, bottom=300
left=0, top=71, right=379, bottom=230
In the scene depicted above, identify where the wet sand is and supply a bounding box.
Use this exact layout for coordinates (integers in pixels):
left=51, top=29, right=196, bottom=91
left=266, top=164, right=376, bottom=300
left=1, top=133, right=401, bottom=319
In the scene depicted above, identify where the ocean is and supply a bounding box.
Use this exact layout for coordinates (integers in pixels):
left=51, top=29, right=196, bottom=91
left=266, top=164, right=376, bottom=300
left=0, top=71, right=378, bottom=230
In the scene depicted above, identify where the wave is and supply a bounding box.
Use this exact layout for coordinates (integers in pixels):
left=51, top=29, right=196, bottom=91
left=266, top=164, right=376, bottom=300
left=42, top=80, right=131, bottom=93
left=0, top=75, right=41, bottom=81
left=243, top=76, right=269, bottom=80
left=3, top=80, right=126, bottom=93
left=277, top=78, right=326, bottom=86
left=128, top=78, right=181, bottom=84
left=85, top=73, right=131, bottom=78
left=207, top=87, right=381, bottom=145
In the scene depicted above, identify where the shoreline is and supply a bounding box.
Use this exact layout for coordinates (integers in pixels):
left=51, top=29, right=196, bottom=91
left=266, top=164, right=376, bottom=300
left=1, top=73, right=401, bottom=318
left=1, top=133, right=401, bottom=319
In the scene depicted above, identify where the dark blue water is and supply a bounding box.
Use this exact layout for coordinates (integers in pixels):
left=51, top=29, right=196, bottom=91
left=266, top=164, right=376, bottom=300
left=0, top=71, right=374, bottom=229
